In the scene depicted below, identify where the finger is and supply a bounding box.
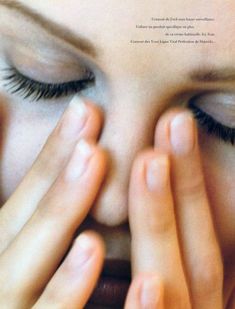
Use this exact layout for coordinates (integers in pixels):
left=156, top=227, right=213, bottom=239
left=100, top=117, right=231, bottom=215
left=129, top=150, right=190, bottom=308
left=34, top=232, right=105, bottom=309
left=0, top=140, right=107, bottom=307
left=124, top=273, right=164, bottom=309
left=155, top=109, right=223, bottom=309
left=0, top=95, right=103, bottom=252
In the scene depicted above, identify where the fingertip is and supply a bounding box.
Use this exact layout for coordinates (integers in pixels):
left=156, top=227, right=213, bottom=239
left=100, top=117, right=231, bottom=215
left=83, top=97, right=104, bottom=125
left=35, top=231, right=105, bottom=308
left=67, top=230, right=105, bottom=275
left=154, top=107, right=190, bottom=150
left=88, top=143, right=108, bottom=189
left=146, top=153, right=170, bottom=193
left=73, top=139, right=107, bottom=184
left=170, top=111, right=196, bottom=155
left=129, top=148, right=169, bottom=193
left=129, top=149, right=171, bottom=235
left=76, top=98, right=103, bottom=140
left=78, top=230, right=106, bottom=259
left=68, top=95, right=104, bottom=141
left=68, top=232, right=98, bottom=270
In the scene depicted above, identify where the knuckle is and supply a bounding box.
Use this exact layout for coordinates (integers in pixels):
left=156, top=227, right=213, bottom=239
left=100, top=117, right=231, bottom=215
left=87, top=102, right=103, bottom=128
left=146, top=207, right=175, bottom=236
left=37, top=193, right=73, bottom=222
left=176, top=174, right=206, bottom=200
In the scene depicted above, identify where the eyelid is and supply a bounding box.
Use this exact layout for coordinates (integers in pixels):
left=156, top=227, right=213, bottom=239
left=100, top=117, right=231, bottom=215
left=193, top=92, right=235, bottom=107
left=2, top=66, right=95, bottom=101
left=189, top=99, right=235, bottom=145
left=4, top=59, right=92, bottom=83
left=190, top=92, right=235, bottom=127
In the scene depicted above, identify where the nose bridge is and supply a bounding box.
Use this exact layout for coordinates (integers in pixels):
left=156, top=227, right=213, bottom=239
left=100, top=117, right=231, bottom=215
left=90, top=92, right=158, bottom=226
left=104, top=96, right=154, bottom=147
left=102, top=99, right=154, bottom=177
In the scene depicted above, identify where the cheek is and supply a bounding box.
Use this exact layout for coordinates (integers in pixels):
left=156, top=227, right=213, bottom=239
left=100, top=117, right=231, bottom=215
left=199, top=131, right=235, bottom=257
left=0, top=100, right=64, bottom=203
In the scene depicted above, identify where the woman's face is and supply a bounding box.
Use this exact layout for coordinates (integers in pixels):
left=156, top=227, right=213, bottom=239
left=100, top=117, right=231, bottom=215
left=0, top=0, right=235, bottom=263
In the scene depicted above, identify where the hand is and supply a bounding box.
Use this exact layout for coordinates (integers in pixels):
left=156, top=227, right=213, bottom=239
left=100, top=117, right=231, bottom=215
left=0, top=96, right=107, bottom=308
left=125, top=109, right=223, bottom=308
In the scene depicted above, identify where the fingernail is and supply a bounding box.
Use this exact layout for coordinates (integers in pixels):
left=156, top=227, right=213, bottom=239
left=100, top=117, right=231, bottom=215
left=59, top=95, right=88, bottom=138
left=70, top=234, right=95, bottom=269
left=65, top=139, right=93, bottom=181
left=170, top=112, right=195, bottom=155
left=146, top=155, right=169, bottom=192
left=141, top=275, right=163, bottom=309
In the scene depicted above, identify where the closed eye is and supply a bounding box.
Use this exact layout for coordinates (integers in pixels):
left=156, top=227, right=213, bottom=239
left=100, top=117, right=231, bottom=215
left=189, top=100, right=235, bottom=145
left=2, top=66, right=95, bottom=101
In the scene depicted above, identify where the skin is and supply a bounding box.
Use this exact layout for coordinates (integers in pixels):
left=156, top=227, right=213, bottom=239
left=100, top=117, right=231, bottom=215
left=0, top=0, right=234, bottom=307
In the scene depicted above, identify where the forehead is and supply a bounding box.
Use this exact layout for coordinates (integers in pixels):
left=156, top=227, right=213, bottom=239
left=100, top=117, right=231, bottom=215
left=6, top=1, right=235, bottom=82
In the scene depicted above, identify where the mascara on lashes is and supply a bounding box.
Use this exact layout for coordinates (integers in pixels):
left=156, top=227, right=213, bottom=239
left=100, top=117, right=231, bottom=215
left=1, top=66, right=95, bottom=101
left=1, top=67, right=235, bottom=146
left=189, top=101, right=235, bottom=145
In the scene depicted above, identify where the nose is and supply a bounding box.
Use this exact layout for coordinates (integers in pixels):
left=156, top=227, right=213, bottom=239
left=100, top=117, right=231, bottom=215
left=90, top=96, right=160, bottom=226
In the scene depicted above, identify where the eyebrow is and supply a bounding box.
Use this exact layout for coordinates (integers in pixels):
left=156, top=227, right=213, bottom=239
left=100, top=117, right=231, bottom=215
left=0, top=0, right=98, bottom=58
left=190, top=67, right=235, bottom=83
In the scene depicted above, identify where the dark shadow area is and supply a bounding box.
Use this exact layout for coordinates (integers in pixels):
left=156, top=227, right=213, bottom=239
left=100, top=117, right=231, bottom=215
left=0, top=94, right=10, bottom=205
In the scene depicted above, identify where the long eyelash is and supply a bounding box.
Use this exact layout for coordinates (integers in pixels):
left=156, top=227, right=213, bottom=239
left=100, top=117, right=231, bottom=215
left=2, top=67, right=95, bottom=101
left=189, top=102, right=235, bottom=145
